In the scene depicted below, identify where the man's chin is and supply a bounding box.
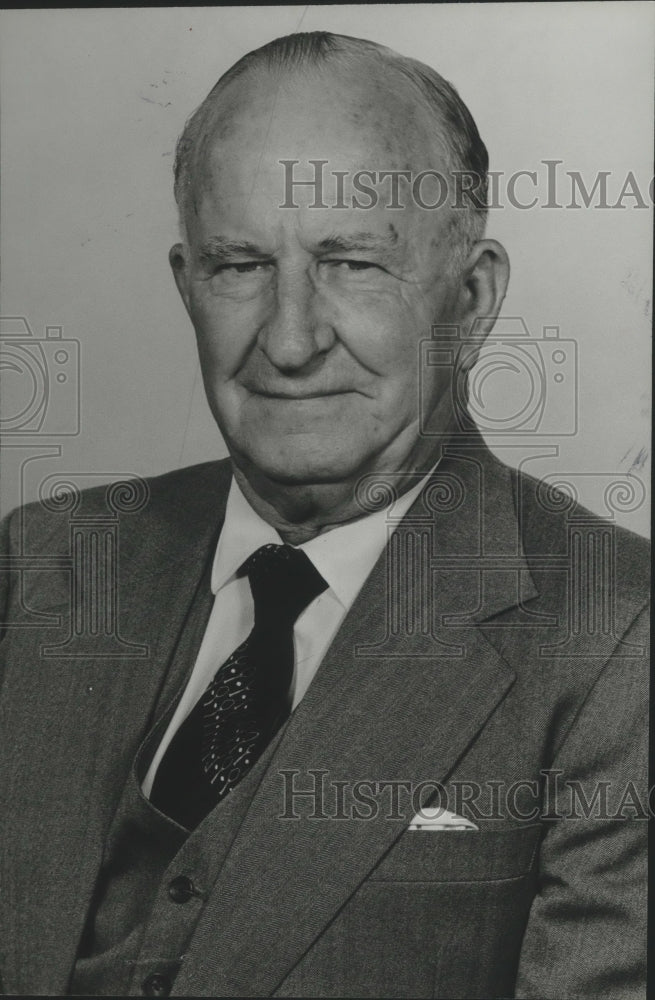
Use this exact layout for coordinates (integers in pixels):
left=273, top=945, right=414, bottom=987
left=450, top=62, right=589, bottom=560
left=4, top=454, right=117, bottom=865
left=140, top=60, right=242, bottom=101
left=237, top=444, right=367, bottom=488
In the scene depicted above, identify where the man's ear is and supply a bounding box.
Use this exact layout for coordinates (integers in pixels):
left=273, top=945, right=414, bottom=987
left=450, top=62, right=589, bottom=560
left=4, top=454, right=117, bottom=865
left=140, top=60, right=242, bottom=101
left=455, top=238, right=510, bottom=368
left=169, top=243, right=192, bottom=314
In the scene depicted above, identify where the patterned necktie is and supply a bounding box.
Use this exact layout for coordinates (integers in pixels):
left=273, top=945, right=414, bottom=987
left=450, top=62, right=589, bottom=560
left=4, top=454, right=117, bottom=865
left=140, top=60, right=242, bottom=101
left=150, top=543, right=328, bottom=829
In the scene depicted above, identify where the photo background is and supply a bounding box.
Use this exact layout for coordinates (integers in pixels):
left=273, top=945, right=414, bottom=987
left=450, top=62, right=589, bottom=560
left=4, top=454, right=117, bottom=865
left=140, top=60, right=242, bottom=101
left=1, top=3, right=651, bottom=535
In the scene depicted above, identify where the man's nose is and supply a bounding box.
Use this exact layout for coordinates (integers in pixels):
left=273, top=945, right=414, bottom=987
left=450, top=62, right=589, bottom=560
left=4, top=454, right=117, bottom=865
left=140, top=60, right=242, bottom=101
left=257, top=266, right=335, bottom=371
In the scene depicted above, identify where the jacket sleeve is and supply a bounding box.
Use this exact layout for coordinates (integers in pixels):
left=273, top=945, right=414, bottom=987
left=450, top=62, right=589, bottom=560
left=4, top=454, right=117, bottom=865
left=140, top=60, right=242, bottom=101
left=515, top=605, right=649, bottom=999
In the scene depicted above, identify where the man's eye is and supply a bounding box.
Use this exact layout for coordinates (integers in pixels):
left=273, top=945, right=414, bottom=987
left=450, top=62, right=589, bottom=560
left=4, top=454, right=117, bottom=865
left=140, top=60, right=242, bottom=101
left=215, top=262, right=269, bottom=275
left=319, top=259, right=391, bottom=285
left=205, top=260, right=273, bottom=297
left=320, top=260, right=388, bottom=281
left=325, top=260, right=378, bottom=271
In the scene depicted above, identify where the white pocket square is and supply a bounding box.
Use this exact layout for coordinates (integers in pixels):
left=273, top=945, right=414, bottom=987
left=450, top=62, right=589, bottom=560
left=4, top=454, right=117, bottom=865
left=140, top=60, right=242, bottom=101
left=408, top=807, right=479, bottom=831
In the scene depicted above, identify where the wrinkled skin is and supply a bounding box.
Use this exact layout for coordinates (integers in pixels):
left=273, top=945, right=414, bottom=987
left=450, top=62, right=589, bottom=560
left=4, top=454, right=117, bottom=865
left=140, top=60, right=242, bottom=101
left=171, top=63, right=509, bottom=542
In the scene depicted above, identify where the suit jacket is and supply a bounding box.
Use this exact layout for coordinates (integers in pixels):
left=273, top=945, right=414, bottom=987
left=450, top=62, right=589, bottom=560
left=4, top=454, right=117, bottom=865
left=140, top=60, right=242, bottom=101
left=0, top=438, right=649, bottom=998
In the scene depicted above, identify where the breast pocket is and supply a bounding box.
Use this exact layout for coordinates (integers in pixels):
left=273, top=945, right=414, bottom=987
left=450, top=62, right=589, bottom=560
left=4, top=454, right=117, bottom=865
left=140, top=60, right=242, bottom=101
left=367, top=823, right=542, bottom=883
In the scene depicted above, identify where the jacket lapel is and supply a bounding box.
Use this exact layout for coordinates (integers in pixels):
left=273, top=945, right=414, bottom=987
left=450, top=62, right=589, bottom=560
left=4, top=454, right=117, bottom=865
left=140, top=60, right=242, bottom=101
left=175, top=442, right=539, bottom=997
left=0, top=462, right=231, bottom=994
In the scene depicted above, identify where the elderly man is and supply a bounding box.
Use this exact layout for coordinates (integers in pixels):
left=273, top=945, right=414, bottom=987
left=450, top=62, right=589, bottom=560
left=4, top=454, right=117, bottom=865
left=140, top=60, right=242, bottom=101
left=0, top=31, right=648, bottom=999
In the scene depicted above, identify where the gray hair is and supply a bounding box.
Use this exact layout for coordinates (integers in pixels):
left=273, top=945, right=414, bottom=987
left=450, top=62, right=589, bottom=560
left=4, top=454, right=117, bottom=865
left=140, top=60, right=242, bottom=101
left=174, top=31, right=489, bottom=268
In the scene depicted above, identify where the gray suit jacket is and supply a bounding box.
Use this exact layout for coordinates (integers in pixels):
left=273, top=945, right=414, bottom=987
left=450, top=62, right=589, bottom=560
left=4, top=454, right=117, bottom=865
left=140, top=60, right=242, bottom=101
left=0, top=438, right=649, bottom=997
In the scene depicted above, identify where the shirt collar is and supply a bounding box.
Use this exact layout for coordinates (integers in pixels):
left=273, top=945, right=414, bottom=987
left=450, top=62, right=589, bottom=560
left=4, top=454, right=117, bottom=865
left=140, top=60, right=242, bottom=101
left=211, top=466, right=439, bottom=607
left=211, top=481, right=283, bottom=594
left=299, top=472, right=434, bottom=608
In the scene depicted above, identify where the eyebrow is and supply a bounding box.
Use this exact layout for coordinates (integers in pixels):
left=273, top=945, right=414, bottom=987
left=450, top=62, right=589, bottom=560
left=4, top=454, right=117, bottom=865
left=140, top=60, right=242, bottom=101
left=197, top=236, right=272, bottom=263
left=196, top=231, right=402, bottom=264
left=315, top=232, right=399, bottom=255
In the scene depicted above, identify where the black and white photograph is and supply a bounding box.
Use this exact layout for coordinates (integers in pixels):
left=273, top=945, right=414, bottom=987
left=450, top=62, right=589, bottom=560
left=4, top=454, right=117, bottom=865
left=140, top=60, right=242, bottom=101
left=0, top=4, right=651, bottom=997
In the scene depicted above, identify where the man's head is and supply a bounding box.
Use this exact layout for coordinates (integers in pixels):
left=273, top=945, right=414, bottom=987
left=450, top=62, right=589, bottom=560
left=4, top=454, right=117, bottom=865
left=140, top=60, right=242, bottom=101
left=169, top=32, right=509, bottom=508
left=174, top=32, right=490, bottom=271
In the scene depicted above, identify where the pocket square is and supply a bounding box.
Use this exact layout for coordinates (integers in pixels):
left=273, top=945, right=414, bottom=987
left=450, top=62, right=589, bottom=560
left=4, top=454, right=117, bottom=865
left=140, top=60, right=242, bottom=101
left=408, top=807, right=479, bottom=831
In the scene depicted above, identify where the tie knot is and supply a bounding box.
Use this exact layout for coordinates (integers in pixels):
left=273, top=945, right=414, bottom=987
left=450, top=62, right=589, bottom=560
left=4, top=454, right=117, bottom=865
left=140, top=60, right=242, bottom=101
left=239, top=543, right=328, bottom=624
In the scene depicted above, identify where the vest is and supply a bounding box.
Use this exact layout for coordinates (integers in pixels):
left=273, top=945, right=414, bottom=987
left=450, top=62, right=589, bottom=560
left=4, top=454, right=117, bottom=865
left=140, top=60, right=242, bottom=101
left=68, top=553, right=287, bottom=996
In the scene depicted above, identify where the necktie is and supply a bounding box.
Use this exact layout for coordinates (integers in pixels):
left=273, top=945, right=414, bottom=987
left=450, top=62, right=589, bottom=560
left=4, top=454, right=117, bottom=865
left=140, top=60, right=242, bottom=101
left=150, top=543, right=328, bottom=829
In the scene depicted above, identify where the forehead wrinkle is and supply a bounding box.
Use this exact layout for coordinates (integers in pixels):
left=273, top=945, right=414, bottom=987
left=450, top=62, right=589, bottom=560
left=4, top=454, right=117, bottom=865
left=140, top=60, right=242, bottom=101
left=184, top=69, right=459, bottom=250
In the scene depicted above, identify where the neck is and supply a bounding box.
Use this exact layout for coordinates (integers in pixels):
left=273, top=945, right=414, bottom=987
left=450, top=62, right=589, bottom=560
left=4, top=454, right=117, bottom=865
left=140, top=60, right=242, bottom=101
left=231, top=436, right=447, bottom=546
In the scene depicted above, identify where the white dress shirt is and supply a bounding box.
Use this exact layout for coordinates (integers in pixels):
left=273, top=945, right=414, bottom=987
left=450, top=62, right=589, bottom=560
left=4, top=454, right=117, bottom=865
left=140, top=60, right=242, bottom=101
left=142, top=468, right=435, bottom=797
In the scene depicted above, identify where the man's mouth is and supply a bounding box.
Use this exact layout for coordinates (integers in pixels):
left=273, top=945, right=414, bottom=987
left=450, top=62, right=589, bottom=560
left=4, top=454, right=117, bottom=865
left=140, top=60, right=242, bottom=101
left=245, top=386, right=356, bottom=400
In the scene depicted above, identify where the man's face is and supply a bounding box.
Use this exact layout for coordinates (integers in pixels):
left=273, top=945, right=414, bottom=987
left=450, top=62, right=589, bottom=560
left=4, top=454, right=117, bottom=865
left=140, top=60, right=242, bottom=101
left=174, top=65, right=468, bottom=487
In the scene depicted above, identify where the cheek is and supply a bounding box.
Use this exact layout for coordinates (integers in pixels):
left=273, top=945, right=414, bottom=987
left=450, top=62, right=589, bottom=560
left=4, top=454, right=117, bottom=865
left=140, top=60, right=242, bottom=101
left=328, top=286, right=430, bottom=377
left=188, top=289, right=262, bottom=376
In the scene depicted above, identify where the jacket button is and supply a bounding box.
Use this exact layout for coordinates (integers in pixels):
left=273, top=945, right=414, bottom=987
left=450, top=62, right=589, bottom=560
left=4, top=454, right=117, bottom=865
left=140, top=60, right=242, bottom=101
left=141, top=971, right=171, bottom=996
left=168, top=874, right=196, bottom=903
